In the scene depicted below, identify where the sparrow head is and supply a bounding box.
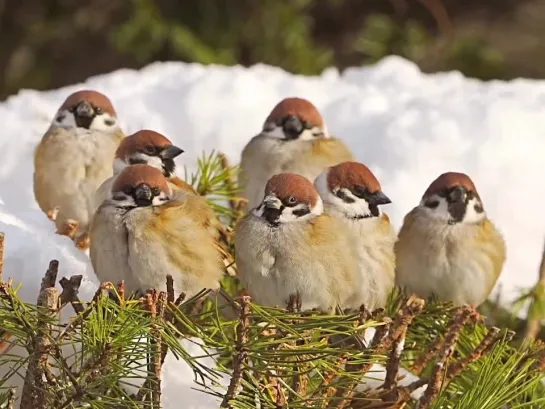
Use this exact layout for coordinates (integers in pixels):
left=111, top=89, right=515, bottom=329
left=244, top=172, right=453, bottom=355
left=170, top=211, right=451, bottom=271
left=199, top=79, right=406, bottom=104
left=113, top=130, right=184, bottom=177
left=315, top=161, right=391, bottom=220
left=111, top=164, right=171, bottom=209
left=253, top=173, right=323, bottom=227
left=261, top=97, right=328, bottom=141
left=53, top=90, right=118, bottom=131
left=420, top=172, right=485, bottom=225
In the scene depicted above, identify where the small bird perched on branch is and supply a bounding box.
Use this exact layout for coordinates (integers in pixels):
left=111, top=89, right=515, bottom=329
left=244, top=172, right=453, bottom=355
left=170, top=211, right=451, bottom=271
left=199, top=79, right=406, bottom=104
left=395, top=172, right=506, bottom=307
left=234, top=172, right=361, bottom=313
left=34, top=90, right=125, bottom=250
left=91, top=128, right=228, bottom=257
left=314, top=161, right=396, bottom=310
left=89, top=164, right=224, bottom=298
left=239, top=97, right=353, bottom=211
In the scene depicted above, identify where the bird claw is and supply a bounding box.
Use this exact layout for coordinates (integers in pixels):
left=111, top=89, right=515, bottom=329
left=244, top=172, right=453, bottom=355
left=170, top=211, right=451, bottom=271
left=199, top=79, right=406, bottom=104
left=56, top=219, right=79, bottom=239
left=47, top=206, right=60, bottom=221
left=74, top=233, right=90, bottom=251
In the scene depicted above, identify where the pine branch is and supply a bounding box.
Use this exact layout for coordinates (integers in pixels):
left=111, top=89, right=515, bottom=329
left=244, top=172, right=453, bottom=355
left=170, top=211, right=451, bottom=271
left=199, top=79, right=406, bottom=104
left=20, top=260, right=59, bottom=409
left=525, top=237, right=545, bottom=341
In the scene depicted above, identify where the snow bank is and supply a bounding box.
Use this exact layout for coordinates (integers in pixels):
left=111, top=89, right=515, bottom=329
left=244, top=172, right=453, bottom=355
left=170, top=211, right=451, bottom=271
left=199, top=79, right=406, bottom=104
left=0, top=55, right=544, bottom=406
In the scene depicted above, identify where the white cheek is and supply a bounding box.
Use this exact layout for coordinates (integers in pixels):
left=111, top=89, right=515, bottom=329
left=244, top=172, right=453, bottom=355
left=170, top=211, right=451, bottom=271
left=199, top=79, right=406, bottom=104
left=462, top=197, right=486, bottom=224
left=261, top=126, right=285, bottom=139
left=89, top=113, right=118, bottom=131
left=252, top=204, right=265, bottom=217
left=419, top=196, right=450, bottom=222
left=145, top=155, right=164, bottom=171
left=152, top=193, right=169, bottom=206
left=53, top=110, right=77, bottom=128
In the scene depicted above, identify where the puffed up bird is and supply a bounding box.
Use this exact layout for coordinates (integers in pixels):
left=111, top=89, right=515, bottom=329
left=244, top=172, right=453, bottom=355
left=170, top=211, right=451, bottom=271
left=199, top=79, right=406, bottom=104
left=34, top=90, right=125, bottom=249
left=234, top=172, right=362, bottom=313
left=394, top=172, right=506, bottom=307
left=239, top=97, right=353, bottom=211
left=314, top=161, right=396, bottom=310
left=89, top=164, right=224, bottom=298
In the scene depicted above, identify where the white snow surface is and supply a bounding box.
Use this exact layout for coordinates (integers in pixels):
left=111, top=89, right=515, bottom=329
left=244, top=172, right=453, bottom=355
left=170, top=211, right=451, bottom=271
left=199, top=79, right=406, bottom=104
left=0, top=55, right=544, bottom=405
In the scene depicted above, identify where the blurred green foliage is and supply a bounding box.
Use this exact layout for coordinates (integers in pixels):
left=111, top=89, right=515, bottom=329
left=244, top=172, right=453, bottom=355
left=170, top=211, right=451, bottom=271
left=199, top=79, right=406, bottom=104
left=0, top=0, right=543, bottom=99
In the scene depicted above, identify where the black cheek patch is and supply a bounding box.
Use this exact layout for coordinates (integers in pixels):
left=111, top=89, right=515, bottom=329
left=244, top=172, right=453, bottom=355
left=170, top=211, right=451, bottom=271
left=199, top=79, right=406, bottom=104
left=293, top=207, right=311, bottom=217
left=474, top=203, right=484, bottom=213
left=425, top=200, right=439, bottom=209
left=336, top=189, right=355, bottom=204
left=104, top=119, right=115, bottom=126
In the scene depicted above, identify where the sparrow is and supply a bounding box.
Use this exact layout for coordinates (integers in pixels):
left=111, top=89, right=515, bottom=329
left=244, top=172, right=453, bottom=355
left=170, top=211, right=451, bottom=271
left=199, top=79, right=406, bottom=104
left=239, top=97, right=353, bottom=211
left=92, top=129, right=196, bottom=216
left=89, top=164, right=224, bottom=298
left=314, top=161, right=396, bottom=310
left=34, top=90, right=125, bottom=249
left=394, top=172, right=506, bottom=307
left=234, top=172, right=361, bottom=313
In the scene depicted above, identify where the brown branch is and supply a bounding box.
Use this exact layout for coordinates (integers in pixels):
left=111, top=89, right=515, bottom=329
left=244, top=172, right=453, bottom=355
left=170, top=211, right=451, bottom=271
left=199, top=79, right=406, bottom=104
left=416, top=0, right=452, bottom=36
left=6, top=388, right=16, bottom=409
left=0, top=232, right=5, bottom=282
left=334, top=297, right=425, bottom=409
left=221, top=295, right=251, bottom=409
left=20, top=260, right=60, bottom=409
left=59, top=275, right=84, bottom=314
left=417, top=306, right=473, bottom=409
left=383, top=325, right=407, bottom=390
left=445, top=327, right=501, bottom=385
left=525, top=237, right=545, bottom=341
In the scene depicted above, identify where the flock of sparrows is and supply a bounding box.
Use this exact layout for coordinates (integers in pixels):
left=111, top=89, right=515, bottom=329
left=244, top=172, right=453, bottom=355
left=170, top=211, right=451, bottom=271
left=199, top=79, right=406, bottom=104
left=33, top=91, right=507, bottom=314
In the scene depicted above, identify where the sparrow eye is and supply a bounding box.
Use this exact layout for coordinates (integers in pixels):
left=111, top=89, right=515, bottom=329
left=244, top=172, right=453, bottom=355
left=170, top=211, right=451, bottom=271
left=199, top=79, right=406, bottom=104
left=144, top=145, right=157, bottom=155
left=151, top=187, right=161, bottom=196
left=287, top=196, right=297, bottom=205
left=95, top=107, right=103, bottom=115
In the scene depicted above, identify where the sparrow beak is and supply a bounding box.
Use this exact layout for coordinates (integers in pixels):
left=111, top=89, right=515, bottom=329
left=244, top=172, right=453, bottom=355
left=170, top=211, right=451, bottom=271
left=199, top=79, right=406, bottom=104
left=263, top=195, right=282, bottom=210
left=75, top=101, right=94, bottom=118
left=134, top=183, right=153, bottom=207
left=369, top=191, right=392, bottom=206
left=282, top=115, right=304, bottom=140
left=449, top=186, right=467, bottom=203
left=262, top=195, right=283, bottom=226
left=160, top=145, right=184, bottom=160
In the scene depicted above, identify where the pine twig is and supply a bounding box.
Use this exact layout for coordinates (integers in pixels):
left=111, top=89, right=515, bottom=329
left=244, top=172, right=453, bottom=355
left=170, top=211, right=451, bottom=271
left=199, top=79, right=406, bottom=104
left=221, top=295, right=251, bottom=409
left=444, top=327, right=501, bottom=385
left=383, top=325, right=407, bottom=390
left=59, top=275, right=84, bottom=314
left=20, top=260, right=60, bottom=409
left=417, top=306, right=474, bottom=409
left=334, top=297, right=425, bottom=409
left=0, top=232, right=5, bottom=281
left=525, top=237, right=545, bottom=341
left=410, top=334, right=444, bottom=376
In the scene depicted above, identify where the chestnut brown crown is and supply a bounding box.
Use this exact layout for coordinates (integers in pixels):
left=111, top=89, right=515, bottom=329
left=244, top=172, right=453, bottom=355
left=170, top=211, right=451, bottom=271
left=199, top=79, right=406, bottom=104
left=327, top=161, right=382, bottom=194
left=265, top=97, right=324, bottom=128
left=59, top=90, right=117, bottom=117
left=112, top=164, right=170, bottom=194
left=115, top=130, right=172, bottom=159
left=265, top=173, right=319, bottom=207
left=423, top=172, right=480, bottom=201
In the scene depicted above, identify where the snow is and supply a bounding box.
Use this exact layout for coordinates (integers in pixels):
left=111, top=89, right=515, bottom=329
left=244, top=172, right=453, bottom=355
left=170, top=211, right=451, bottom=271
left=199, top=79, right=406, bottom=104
left=0, top=55, right=545, bottom=406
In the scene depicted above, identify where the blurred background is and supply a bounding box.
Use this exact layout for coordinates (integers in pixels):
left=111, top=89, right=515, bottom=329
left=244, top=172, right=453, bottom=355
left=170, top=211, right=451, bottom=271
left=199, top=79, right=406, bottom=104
left=1, top=0, right=544, bottom=100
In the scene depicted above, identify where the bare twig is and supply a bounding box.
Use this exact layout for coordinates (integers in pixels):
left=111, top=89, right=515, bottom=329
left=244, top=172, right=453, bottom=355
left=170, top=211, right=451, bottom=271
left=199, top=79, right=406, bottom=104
left=334, top=297, right=425, bottom=409
left=221, top=295, right=251, bottom=409
left=525, top=238, right=545, bottom=341
left=59, top=275, right=84, bottom=314
left=20, top=260, right=60, bottom=409
left=383, top=325, right=407, bottom=390
left=417, top=306, right=474, bottom=409
left=0, top=232, right=5, bottom=281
